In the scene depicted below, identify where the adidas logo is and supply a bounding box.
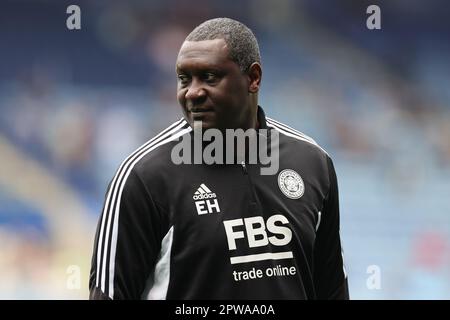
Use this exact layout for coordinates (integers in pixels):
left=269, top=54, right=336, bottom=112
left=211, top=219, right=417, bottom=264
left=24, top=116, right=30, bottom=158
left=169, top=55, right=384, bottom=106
left=193, top=184, right=220, bottom=215
left=193, top=184, right=217, bottom=200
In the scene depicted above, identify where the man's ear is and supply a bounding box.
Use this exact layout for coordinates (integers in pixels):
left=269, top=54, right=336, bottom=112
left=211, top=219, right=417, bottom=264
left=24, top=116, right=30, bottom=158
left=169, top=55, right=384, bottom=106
left=247, top=62, right=262, bottom=93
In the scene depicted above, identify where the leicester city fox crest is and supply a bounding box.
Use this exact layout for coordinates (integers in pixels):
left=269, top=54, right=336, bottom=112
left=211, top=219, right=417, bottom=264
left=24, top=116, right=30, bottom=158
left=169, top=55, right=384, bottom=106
left=277, top=169, right=304, bottom=199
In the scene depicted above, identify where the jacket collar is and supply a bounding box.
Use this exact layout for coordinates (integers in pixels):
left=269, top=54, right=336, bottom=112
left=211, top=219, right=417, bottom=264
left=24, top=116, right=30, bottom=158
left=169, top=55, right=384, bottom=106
left=257, top=105, right=268, bottom=130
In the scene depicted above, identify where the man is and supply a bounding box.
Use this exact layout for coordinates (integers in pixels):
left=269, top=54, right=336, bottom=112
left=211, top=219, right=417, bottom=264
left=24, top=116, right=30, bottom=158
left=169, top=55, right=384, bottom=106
left=89, top=17, right=349, bottom=299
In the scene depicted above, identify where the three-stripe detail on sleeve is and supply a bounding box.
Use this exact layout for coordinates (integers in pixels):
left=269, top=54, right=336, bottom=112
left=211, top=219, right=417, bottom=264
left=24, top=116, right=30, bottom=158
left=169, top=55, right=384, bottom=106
left=266, top=117, right=328, bottom=155
left=95, top=119, right=191, bottom=299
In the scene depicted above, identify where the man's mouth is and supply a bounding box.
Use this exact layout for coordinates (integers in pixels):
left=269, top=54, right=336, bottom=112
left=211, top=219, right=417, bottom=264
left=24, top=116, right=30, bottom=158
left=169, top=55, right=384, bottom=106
left=190, top=107, right=214, bottom=113
left=190, top=108, right=214, bottom=120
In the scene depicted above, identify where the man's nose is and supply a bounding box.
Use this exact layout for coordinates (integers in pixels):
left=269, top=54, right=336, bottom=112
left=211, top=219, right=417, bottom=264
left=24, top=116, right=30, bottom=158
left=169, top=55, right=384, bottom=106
left=185, top=79, right=206, bottom=101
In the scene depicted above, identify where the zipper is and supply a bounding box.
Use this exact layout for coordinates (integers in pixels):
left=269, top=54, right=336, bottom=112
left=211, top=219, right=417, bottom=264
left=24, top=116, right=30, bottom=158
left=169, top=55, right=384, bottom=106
left=241, top=161, right=259, bottom=214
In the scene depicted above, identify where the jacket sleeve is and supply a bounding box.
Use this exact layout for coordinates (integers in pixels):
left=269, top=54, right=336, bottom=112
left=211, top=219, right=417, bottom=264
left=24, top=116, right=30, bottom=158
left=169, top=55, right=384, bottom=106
left=89, top=168, right=164, bottom=299
left=313, top=156, right=349, bottom=299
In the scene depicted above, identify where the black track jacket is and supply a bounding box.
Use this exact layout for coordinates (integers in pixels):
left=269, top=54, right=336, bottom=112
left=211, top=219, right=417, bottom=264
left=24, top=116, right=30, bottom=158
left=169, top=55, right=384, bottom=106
left=90, top=106, right=349, bottom=300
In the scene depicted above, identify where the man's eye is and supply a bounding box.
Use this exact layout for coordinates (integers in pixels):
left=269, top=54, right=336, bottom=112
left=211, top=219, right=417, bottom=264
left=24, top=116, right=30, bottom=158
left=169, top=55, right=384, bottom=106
left=204, top=73, right=218, bottom=82
left=178, top=75, right=190, bottom=84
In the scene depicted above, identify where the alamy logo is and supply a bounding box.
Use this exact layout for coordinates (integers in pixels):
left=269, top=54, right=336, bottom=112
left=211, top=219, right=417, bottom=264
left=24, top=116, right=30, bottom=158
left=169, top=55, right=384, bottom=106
left=171, top=121, right=280, bottom=176
left=194, top=184, right=220, bottom=215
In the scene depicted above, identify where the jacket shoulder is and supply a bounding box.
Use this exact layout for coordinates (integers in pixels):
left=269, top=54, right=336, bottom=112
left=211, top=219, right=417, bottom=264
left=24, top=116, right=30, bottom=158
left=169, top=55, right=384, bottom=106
left=266, top=117, right=329, bottom=159
left=119, top=119, right=191, bottom=176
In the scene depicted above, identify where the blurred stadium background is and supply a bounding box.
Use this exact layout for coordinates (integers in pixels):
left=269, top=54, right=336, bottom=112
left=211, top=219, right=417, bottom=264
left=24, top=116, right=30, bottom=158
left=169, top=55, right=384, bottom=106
left=0, top=0, right=449, bottom=299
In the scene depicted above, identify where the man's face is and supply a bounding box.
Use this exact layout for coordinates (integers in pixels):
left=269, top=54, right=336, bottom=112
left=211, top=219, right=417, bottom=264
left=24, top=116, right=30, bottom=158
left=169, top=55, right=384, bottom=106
left=176, top=39, right=252, bottom=130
